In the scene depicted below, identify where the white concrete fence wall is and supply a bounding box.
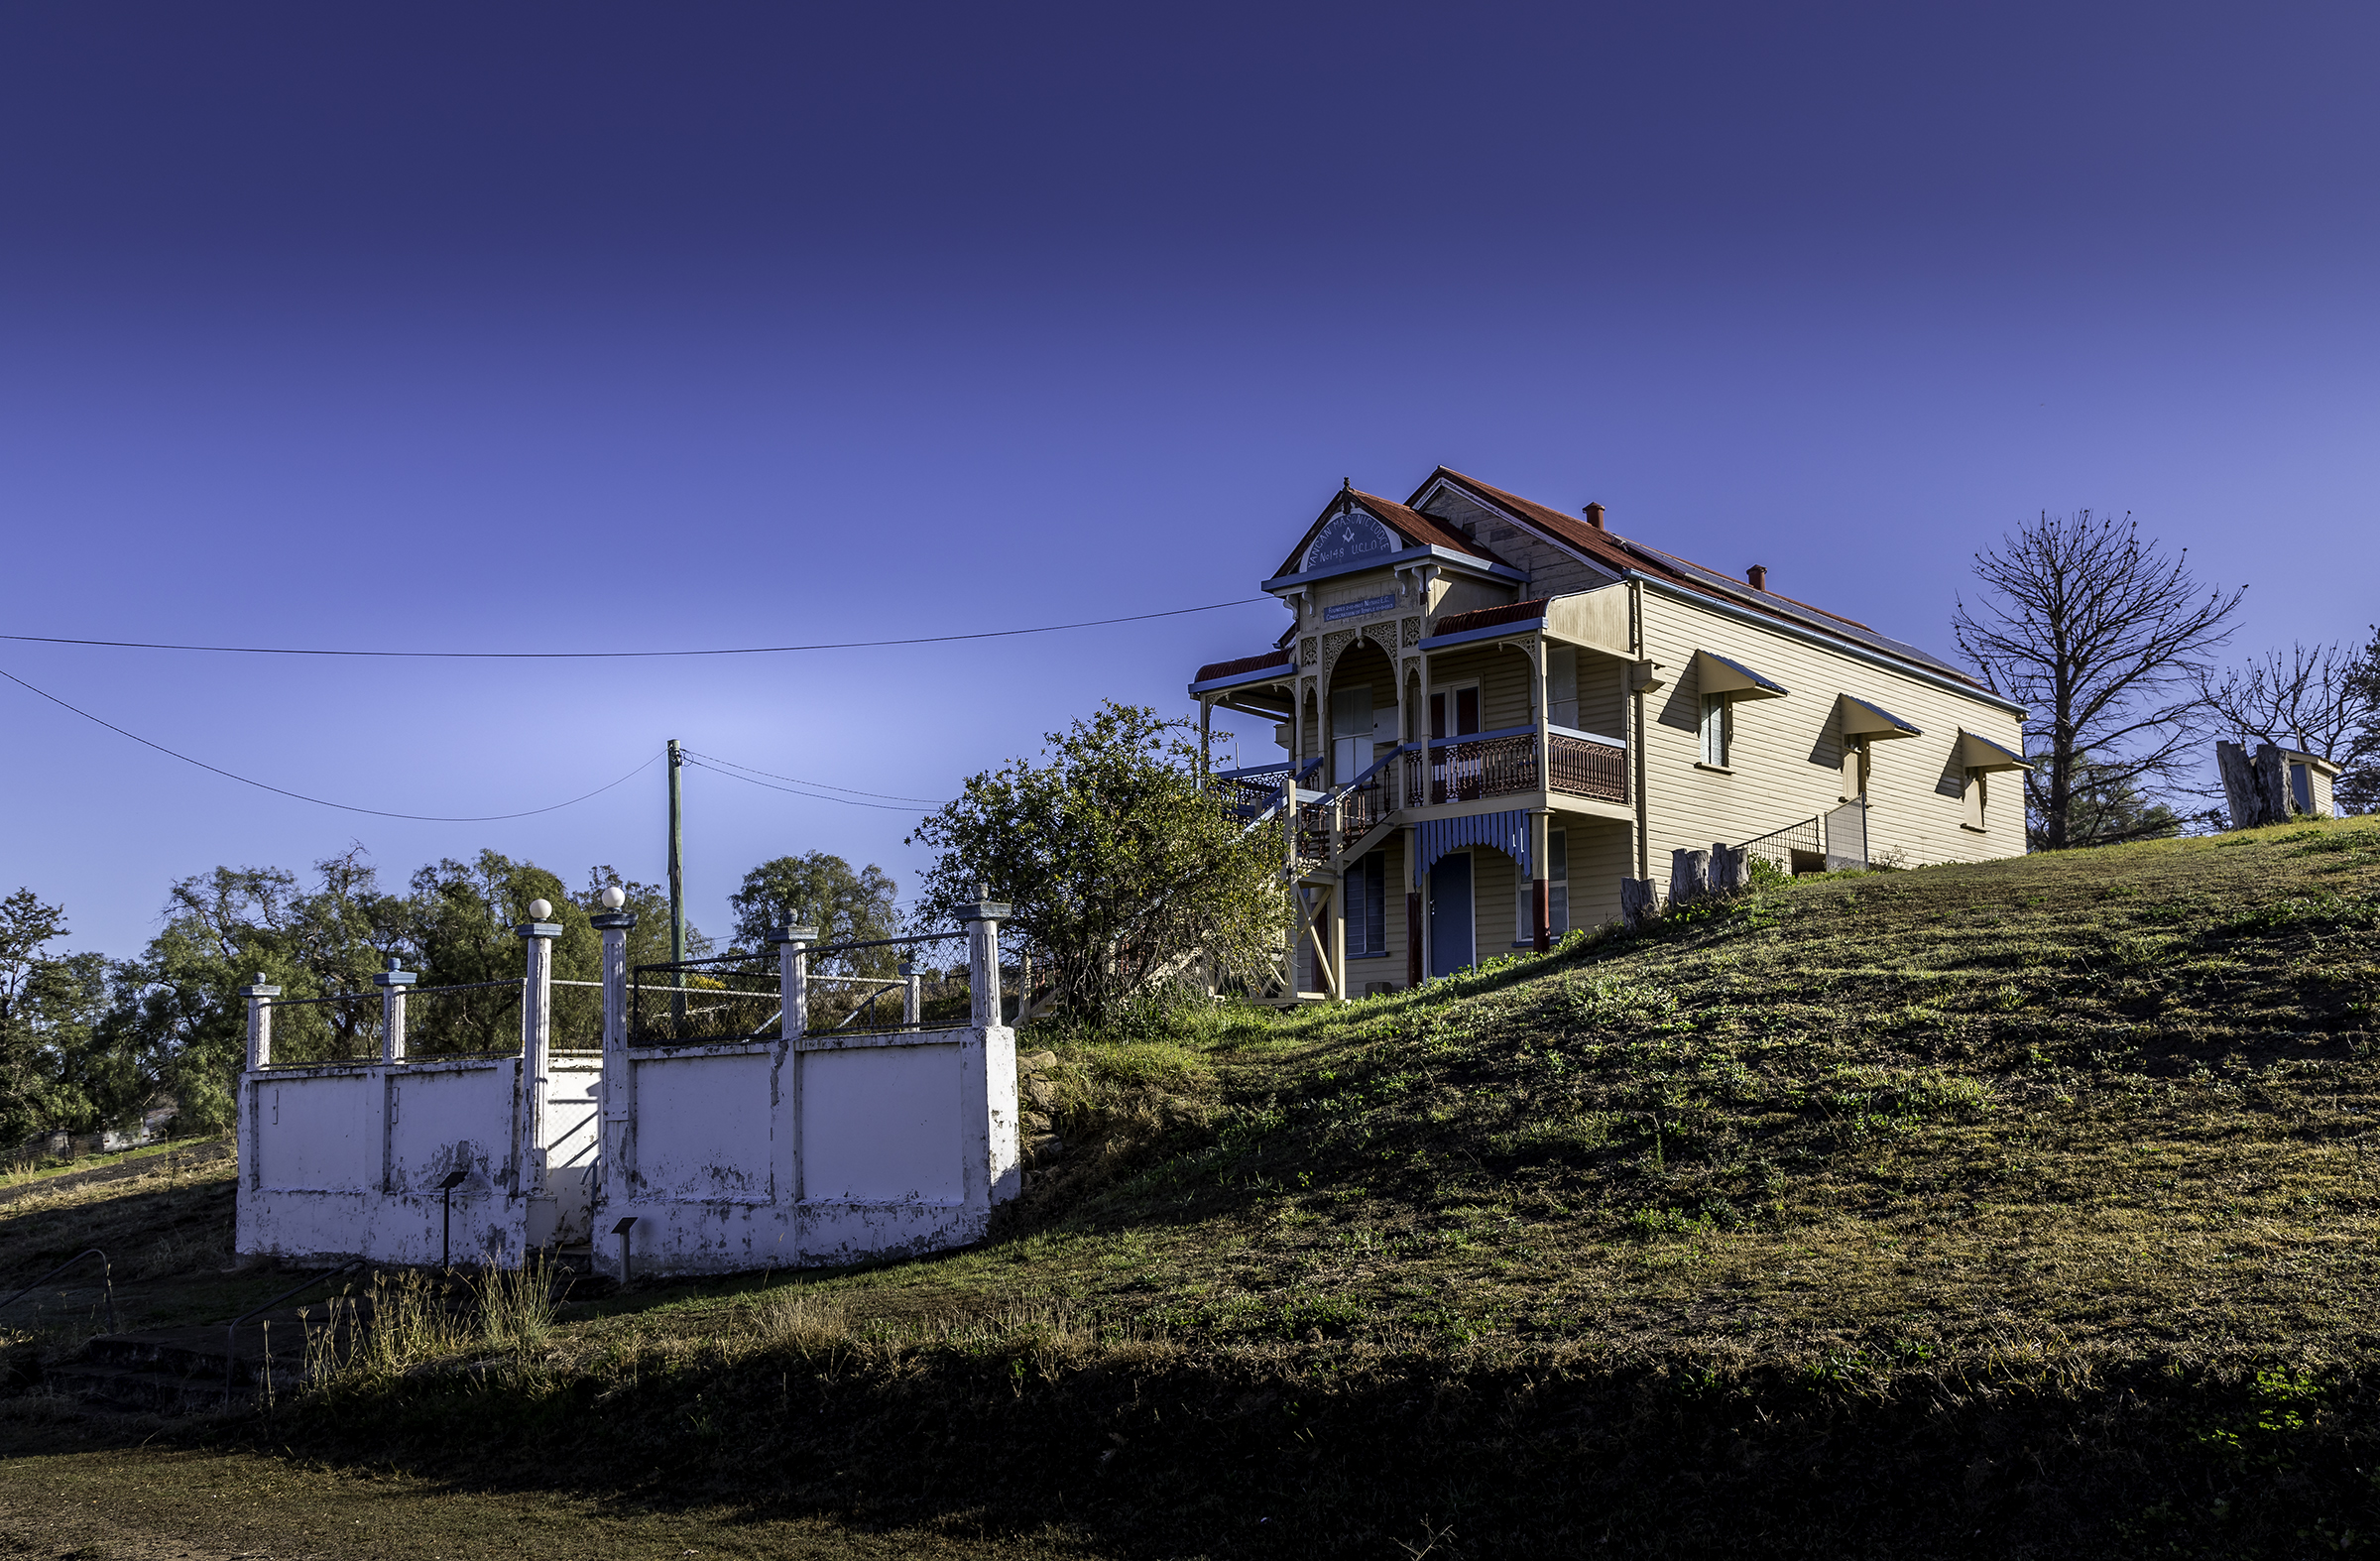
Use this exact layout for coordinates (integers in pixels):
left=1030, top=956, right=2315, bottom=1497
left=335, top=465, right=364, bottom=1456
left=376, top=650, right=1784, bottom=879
left=592, top=897, right=1020, bottom=1279
left=235, top=909, right=598, bottom=1268
left=235, top=898, right=1020, bottom=1277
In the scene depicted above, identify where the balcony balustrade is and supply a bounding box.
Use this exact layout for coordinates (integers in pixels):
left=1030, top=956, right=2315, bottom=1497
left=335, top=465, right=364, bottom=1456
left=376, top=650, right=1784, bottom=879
left=1211, top=725, right=1626, bottom=878
left=1396, top=727, right=1628, bottom=808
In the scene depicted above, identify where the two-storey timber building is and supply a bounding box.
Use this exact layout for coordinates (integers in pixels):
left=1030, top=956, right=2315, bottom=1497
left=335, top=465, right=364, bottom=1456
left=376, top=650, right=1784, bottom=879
left=1188, top=468, right=2031, bottom=999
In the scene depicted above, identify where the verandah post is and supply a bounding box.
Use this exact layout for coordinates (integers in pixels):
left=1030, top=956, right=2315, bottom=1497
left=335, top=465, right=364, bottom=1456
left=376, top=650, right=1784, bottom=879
left=516, top=901, right=560, bottom=1199
left=1530, top=808, right=1552, bottom=953
left=1404, top=825, right=1422, bottom=989
left=591, top=890, right=637, bottom=1205
left=1531, top=631, right=1553, bottom=954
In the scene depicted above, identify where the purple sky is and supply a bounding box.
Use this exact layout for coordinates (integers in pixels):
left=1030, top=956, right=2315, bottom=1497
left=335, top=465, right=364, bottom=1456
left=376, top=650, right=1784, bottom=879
left=3, top=2, right=2375, bottom=957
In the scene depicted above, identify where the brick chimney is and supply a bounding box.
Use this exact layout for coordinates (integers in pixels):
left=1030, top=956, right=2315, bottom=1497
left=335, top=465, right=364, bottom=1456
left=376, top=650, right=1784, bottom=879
left=1746, top=564, right=1768, bottom=591
left=1582, top=502, right=1606, bottom=531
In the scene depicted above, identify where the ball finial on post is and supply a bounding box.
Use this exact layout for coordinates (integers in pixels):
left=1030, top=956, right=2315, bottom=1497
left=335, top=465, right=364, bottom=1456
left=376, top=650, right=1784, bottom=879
left=528, top=899, right=552, bottom=920
left=600, top=885, right=627, bottom=910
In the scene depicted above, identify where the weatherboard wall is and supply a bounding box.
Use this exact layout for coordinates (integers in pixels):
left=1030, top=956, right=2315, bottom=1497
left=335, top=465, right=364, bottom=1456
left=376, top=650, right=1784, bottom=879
left=1637, top=587, right=2026, bottom=873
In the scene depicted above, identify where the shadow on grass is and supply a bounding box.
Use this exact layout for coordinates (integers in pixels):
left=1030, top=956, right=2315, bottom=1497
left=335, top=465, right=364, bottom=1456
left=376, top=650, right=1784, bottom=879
left=100, top=1337, right=2376, bottom=1561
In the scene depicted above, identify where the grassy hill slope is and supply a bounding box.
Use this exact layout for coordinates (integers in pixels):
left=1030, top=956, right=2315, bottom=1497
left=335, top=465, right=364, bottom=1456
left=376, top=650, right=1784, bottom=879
left=6, top=815, right=2379, bottom=1558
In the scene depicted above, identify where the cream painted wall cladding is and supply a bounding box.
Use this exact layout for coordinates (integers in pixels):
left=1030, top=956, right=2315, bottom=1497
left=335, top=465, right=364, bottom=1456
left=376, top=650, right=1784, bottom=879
left=235, top=896, right=1021, bottom=1277
left=1190, top=467, right=2034, bottom=1003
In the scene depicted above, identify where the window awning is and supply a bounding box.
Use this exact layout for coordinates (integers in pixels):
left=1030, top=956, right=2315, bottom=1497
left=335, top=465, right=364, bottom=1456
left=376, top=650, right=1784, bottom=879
left=1692, top=649, right=1788, bottom=700
left=2280, top=749, right=2343, bottom=778
left=1957, top=729, right=2032, bottom=772
left=1838, top=694, right=1922, bottom=740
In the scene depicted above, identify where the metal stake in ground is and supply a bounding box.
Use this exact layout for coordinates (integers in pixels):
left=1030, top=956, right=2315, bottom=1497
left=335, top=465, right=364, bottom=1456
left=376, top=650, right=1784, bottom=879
left=612, top=1215, right=637, bottom=1284
left=438, top=1166, right=470, bottom=1267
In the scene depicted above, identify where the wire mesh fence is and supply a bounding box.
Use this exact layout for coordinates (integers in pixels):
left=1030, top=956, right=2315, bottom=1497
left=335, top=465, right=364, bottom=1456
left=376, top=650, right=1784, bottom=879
left=551, top=979, right=604, bottom=1050
left=630, top=954, right=783, bottom=1046
left=261, top=992, right=383, bottom=1067
left=630, top=932, right=973, bottom=1047
left=402, top=980, right=525, bottom=1059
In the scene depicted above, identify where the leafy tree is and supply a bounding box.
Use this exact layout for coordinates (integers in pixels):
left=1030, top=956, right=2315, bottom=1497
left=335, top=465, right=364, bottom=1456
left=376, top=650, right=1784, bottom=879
left=406, top=850, right=598, bottom=1053
left=1955, top=510, right=2242, bottom=849
left=0, top=889, right=71, bottom=1142
left=905, top=701, right=1289, bottom=1027
left=104, top=849, right=410, bottom=1126
left=2044, top=753, right=2183, bottom=850
left=18, top=951, right=136, bottom=1139
left=727, top=853, right=898, bottom=976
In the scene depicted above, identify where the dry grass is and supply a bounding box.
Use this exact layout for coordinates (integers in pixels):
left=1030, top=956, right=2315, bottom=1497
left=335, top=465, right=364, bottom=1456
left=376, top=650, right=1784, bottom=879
left=8, top=817, right=2379, bottom=1556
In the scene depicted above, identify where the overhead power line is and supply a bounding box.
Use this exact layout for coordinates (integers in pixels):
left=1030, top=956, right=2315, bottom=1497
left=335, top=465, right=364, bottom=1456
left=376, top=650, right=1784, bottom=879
left=0, top=664, right=661, bottom=822
left=0, top=598, right=1269, bottom=660
left=680, top=749, right=947, bottom=805
left=679, top=757, right=944, bottom=812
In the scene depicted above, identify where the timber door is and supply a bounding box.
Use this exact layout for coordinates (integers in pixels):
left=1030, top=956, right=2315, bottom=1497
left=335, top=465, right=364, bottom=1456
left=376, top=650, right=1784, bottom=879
left=1429, top=853, right=1474, bottom=978
left=1331, top=687, right=1372, bottom=786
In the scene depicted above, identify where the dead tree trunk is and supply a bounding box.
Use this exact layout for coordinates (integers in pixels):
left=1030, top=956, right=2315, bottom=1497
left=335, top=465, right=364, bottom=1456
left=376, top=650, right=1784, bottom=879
left=1620, top=879, right=1658, bottom=928
left=1669, top=848, right=1711, bottom=905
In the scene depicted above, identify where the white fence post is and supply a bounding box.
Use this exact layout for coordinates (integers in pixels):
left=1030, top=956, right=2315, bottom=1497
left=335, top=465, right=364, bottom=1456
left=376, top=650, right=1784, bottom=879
left=516, top=900, right=560, bottom=1200
left=373, top=957, right=416, bottom=1063
left=241, top=977, right=280, bottom=1072
left=237, top=978, right=279, bottom=1205
left=772, top=923, right=818, bottom=1040
left=591, top=889, right=637, bottom=1205
left=960, top=893, right=1011, bottom=1027
left=899, top=956, right=922, bottom=1026
left=956, top=890, right=1020, bottom=1216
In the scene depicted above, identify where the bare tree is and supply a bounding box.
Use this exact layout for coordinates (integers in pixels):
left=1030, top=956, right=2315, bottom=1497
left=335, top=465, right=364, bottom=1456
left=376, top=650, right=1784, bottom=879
left=2202, top=640, right=2378, bottom=766
left=1954, top=511, right=2243, bottom=850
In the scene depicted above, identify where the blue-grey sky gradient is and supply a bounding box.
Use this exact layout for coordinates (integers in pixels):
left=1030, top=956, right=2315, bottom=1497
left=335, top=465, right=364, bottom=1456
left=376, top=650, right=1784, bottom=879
left=3, top=2, right=2374, bottom=955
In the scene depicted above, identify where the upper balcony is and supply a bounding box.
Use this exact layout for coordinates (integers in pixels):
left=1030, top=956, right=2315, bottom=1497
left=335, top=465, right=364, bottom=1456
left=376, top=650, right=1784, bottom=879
left=1211, top=722, right=1627, bottom=875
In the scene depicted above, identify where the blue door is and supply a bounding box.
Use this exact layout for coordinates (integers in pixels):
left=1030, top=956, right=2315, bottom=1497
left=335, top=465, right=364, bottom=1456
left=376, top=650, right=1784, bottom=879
left=1429, top=853, right=1474, bottom=978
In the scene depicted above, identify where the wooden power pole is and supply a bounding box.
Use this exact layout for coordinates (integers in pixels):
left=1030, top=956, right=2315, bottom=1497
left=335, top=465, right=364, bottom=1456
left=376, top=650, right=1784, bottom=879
left=667, top=738, right=686, bottom=1023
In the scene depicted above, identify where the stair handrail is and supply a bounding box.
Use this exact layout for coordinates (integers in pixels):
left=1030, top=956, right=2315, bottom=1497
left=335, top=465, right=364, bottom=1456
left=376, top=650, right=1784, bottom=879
left=224, top=1261, right=361, bottom=1396
left=1313, top=743, right=1412, bottom=810
left=0, top=1248, right=117, bottom=1333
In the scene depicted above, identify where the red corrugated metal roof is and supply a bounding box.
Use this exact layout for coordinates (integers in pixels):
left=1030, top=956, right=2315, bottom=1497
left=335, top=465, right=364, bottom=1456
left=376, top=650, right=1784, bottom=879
left=1417, top=468, right=1877, bottom=632
left=1409, top=468, right=1981, bottom=686
left=1430, top=598, right=1550, bottom=637
left=1194, top=648, right=1292, bottom=683
left=1272, top=488, right=1507, bottom=580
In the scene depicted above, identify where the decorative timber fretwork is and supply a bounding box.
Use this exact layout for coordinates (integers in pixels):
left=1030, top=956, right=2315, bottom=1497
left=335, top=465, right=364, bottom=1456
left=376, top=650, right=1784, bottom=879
left=1319, top=628, right=1357, bottom=684
left=1401, top=617, right=1421, bottom=646
left=1300, top=637, right=1318, bottom=665
left=1363, top=621, right=1398, bottom=658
